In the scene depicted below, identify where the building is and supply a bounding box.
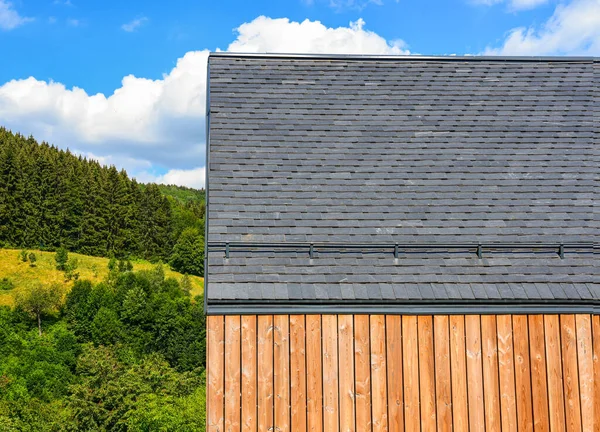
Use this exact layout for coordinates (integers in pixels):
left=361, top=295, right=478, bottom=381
left=205, top=53, right=598, bottom=431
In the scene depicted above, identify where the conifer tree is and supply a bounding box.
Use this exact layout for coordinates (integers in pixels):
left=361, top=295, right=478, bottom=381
left=0, top=127, right=205, bottom=265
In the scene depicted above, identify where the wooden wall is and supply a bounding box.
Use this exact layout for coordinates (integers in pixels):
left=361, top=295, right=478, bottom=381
left=207, top=314, right=598, bottom=432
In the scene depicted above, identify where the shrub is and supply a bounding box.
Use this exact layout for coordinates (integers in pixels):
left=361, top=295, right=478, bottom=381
left=64, top=258, right=79, bottom=281
left=55, top=247, right=68, bottom=271
left=19, top=250, right=28, bottom=263
left=0, top=278, right=14, bottom=291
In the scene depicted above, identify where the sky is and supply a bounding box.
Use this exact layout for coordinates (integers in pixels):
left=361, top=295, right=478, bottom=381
left=0, top=0, right=598, bottom=188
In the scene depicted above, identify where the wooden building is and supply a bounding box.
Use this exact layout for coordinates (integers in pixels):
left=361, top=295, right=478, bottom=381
left=204, top=54, right=598, bottom=431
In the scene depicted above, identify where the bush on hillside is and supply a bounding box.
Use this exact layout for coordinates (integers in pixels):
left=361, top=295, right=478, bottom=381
left=0, top=278, right=14, bottom=291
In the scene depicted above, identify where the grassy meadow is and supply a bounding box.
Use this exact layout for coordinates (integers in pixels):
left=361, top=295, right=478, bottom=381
left=0, top=248, right=204, bottom=306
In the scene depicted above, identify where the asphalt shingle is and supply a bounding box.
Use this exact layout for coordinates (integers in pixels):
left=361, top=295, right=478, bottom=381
left=206, top=54, right=599, bottom=310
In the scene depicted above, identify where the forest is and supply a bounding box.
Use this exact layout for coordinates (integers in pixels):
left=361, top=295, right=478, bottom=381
left=0, top=128, right=208, bottom=430
left=0, top=128, right=205, bottom=277
left=1, top=264, right=207, bottom=430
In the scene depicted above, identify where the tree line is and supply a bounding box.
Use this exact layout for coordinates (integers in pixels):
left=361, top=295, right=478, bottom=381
left=0, top=128, right=205, bottom=276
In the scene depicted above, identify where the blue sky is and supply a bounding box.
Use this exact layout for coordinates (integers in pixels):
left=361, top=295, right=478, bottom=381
left=0, top=0, right=598, bottom=187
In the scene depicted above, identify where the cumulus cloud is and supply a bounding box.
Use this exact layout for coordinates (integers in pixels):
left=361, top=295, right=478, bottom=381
left=484, top=0, right=600, bottom=55
left=228, top=17, right=409, bottom=54
left=0, top=0, right=33, bottom=30
left=136, top=167, right=207, bottom=189
left=0, top=50, right=210, bottom=170
left=122, top=16, right=148, bottom=32
left=0, top=16, right=408, bottom=186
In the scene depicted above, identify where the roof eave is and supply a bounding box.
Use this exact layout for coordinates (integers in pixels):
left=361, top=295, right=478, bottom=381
left=205, top=299, right=599, bottom=316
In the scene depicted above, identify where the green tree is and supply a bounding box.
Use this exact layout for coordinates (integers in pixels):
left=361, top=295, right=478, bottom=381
left=14, top=282, right=63, bottom=336
left=169, top=228, right=204, bottom=276
left=66, top=345, right=204, bottom=431
left=28, top=252, right=36, bottom=267
left=91, top=307, right=123, bottom=345
left=19, top=250, right=28, bottom=262
left=55, top=247, right=68, bottom=271
left=64, top=258, right=79, bottom=281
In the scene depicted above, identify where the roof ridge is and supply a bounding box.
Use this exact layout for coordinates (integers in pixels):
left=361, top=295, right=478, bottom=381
left=209, top=52, right=598, bottom=62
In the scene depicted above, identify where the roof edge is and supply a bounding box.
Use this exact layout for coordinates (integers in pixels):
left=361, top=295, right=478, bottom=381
left=208, top=52, right=598, bottom=62
left=206, top=300, right=599, bottom=316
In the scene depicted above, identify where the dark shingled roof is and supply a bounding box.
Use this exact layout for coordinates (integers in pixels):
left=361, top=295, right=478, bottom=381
left=205, top=53, right=599, bottom=314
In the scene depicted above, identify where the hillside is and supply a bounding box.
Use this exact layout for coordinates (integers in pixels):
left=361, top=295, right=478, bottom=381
left=0, top=127, right=205, bottom=276
left=153, top=184, right=205, bottom=204
left=0, top=248, right=204, bottom=307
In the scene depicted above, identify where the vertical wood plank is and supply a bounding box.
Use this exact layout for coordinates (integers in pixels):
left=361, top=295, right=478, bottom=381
left=529, top=315, right=550, bottom=432
left=258, top=315, right=274, bottom=432
left=593, top=315, right=600, bottom=432
left=241, top=315, right=257, bottom=432
left=497, top=315, right=517, bottom=432
left=543, top=315, right=565, bottom=432
left=354, top=315, right=372, bottom=432
left=575, top=314, right=593, bottom=432
left=338, top=315, right=356, bottom=432
left=465, top=315, right=485, bottom=431
left=224, top=315, right=241, bottom=432
left=274, top=315, right=290, bottom=432
left=402, top=316, right=420, bottom=432
left=449, top=315, right=468, bottom=432
left=434, top=315, right=452, bottom=432
left=322, top=315, right=339, bottom=432
left=418, top=316, right=436, bottom=431
left=306, top=315, right=323, bottom=432
left=371, top=315, right=388, bottom=432
left=207, top=315, right=225, bottom=432
left=561, top=314, right=582, bottom=432
left=290, top=315, right=307, bottom=432
left=513, top=315, right=534, bottom=432
left=386, top=315, right=403, bottom=432
left=481, top=315, right=501, bottom=432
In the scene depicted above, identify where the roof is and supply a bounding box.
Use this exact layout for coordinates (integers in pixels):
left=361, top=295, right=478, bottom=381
left=205, top=53, right=599, bottom=314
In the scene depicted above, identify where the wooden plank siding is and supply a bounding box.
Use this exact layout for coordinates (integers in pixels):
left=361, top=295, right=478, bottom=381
left=207, top=313, right=597, bottom=431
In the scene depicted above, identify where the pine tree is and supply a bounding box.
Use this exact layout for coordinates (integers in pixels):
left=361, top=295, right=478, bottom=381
left=0, top=127, right=204, bottom=264
left=55, top=247, right=68, bottom=271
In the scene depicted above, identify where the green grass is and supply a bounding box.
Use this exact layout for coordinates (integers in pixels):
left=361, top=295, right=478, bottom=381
left=0, top=248, right=204, bottom=307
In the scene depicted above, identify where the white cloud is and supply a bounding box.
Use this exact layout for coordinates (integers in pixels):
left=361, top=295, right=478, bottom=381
left=67, top=18, right=80, bottom=27
left=122, top=16, right=148, bottom=32
left=0, top=50, right=209, bottom=170
left=484, top=0, right=600, bottom=55
left=0, top=16, right=409, bottom=186
left=509, top=0, right=550, bottom=9
left=0, top=0, right=33, bottom=30
left=228, top=17, right=409, bottom=54
left=136, top=167, right=206, bottom=189
left=73, top=151, right=153, bottom=174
